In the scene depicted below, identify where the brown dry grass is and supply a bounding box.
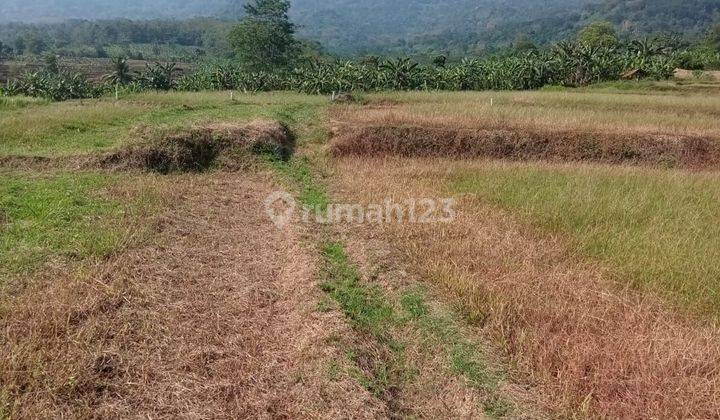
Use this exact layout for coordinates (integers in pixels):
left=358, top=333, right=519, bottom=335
left=331, top=156, right=720, bottom=419
left=335, top=91, right=720, bottom=138
left=329, top=91, right=720, bottom=169
left=0, top=172, right=385, bottom=418
left=101, top=119, right=295, bottom=173
left=675, top=68, right=720, bottom=82
left=338, top=233, right=549, bottom=419
left=330, top=124, right=720, bottom=169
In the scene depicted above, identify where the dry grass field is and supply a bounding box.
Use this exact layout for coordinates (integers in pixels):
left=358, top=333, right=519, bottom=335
left=331, top=157, right=720, bottom=418
left=2, top=82, right=720, bottom=418
left=337, top=89, right=720, bottom=136
left=327, top=86, right=720, bottom=417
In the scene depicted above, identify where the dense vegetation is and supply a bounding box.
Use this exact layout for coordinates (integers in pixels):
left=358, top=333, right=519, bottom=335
left=0, top=58, right=185, bottom=100
left=0, top=0, right=233, bottom=22
left=585, top=0, right=720, bottom=36
left=177, top=43, right=676, bottom=94
left=5, top=39, right=718, bottom=100
left=301, top=0, right=720, bottom=55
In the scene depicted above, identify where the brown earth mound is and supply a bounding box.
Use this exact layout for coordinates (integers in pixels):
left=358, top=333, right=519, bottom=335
left=101, top=120, right=295, bottom=173
left=0, top=120, right=295, bottom=173
left=331, top=125, right=720, bottom=169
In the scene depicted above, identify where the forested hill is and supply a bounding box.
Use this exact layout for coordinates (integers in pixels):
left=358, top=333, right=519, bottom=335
left=289, top=0, right=592, bottom=55
left=0, top=0, right=231, bottom=21
left=292, top=0, right=720, bottom=54
left=584, top=0, right=720, bottom=36
left=1, top=0, right=719, bottom=55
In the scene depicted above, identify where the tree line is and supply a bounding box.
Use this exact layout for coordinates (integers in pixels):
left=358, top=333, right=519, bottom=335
left=2, top=0, right=720, bottom=101
left=0, top=18, right=234, bottom=60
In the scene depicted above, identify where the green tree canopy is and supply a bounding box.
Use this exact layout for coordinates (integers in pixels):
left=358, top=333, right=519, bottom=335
left=577, top=21, right=619, bottom=48
left=0, top=40, right=12, bottom=60
left=513, top=34, right=538, bottom=53
left=228, top=0, right=299, bottom=72
left=709, top=24, right=720, bottom=51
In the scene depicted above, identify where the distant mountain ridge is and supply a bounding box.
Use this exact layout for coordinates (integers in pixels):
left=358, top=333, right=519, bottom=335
left=0, top=0, right=591, bottom=24
left=584, top=0, right=720, bottom=35
left=1, top=0, right=718, bottom=54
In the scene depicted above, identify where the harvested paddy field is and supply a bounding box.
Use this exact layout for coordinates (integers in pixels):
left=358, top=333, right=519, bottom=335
left=2, top=83, right=720, bottom=418
left=330, top=157, right=720, bottom=418
left=1, top=172, right=389, bottom=418
left=326, top=87, right=720, bottom=417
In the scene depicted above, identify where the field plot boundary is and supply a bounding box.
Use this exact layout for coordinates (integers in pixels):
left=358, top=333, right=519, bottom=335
left=0, top=119, right=294, bottom=173
left=330, top=122, right=720, bottom=169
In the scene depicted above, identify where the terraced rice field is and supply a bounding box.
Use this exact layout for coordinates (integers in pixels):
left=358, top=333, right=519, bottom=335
left=2, top=83, right=720, bottom=418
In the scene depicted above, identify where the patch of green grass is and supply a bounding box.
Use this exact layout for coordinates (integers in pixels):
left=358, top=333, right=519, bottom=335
left=399, top=289, right=430, bottom=318
left=303, top=190, right=511, bottom=413
left=539, top=80, right=720, bottom=95
left=129, top=90, right=326, bottom=108
left=0, top=101, right=152, bottom=156
left=0, top=172, right=158, bottom=283
left=266, top=99, right=330, bottom=210
left=399, top=288, right=510, bottom=417
left=320, top=241, right=394, bottom=338
left=272, top=156, right=330, bottom=210
left=0, top=96, right=49, bottom=111
left=347, top=353, right=399, bottom=398
left=401, top=289, right=499, bottom=386
left=483, top=396, right=514, bottom=418
left=327, top=359, right=341, bottom=381
left=452, top=163, right=720, bottom=318
left=318, top=241, right=413, bottom=403
left=449, top=343, right=496, bottom=389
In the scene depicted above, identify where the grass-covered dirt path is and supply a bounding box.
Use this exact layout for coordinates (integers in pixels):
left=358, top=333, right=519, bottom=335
left=2, top=92, right=528, bottom=418
left=2, top=166, right=528, bottom=418
left=2, top=171, right=390, bottom=417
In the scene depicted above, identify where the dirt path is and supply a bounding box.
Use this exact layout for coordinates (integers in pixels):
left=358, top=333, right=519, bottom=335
left=1, top=172, right=385, bottom=418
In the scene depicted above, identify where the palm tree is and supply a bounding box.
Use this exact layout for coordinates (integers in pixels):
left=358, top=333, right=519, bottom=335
left=104, top=56, right=133, bottom=86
